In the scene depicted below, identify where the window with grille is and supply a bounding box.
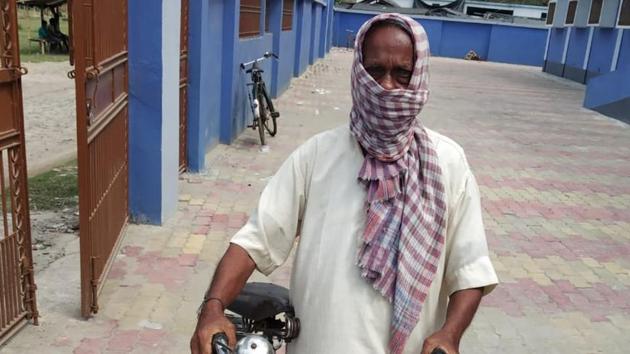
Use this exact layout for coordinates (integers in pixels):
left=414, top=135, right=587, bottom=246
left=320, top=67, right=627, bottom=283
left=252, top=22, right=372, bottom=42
left=240, top=0, right=261, bottom=38
left=565, top=0, right=578, bottom=24
left=282, top=0, right=294, bottom=31
left=619, top=0, right=630, bottom=26
left=546, top=2, right=556, bottom=25
left=265, top=0, right=272, bottom=32
left=588, top=0, right=603, bottom=24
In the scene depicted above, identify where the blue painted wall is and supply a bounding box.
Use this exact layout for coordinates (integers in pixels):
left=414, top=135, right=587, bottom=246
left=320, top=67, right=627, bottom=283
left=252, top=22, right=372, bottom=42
left=309, top=4, right=321, bottom=64
left=295, top=0, right=313, bottom=76
left=268, top=0, right=283, bottom=97
left=487, top=25, right=547, bottom=66
left=440, top=21, right=491, bottom=60
left=616, top=29, right=630, bottom=70
left=187, top=0, right=223, bottom=172
left=318, top=4, right=328, bottom=58
left=129, top=0, right=162, bottom=222
left=184, top=0, right=334, bottom=172
left=541, top=22, right=629, bottom=123
left=274, top=28, right=298, bottom=97
left=586, top=28, right=619, bottom=79
left=546, top=28, right=567, bottom=64
left=332, top=9, right=547, bottom=66
left=581, top=29, right=630, bottom=123
left=565, top=28, right=589, bottom=69
left=584, top=65, right=630, bottom=123
left=128, top=0, right=180, bottom=223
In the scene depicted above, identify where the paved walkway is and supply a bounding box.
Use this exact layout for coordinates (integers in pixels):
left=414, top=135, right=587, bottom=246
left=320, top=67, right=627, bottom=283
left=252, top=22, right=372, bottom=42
left=2, top=49, right=630, bottom=353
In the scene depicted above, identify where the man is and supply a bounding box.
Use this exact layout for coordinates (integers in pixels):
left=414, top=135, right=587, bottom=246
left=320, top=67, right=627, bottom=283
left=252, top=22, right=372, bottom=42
left=191, top=13, right=498, bottom=354
left=47, top=16, right=69, bottom=53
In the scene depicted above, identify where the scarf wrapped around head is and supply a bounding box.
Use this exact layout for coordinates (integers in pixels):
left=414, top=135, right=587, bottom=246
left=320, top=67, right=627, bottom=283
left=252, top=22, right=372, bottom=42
left=350, top=13, right=447, bottom=354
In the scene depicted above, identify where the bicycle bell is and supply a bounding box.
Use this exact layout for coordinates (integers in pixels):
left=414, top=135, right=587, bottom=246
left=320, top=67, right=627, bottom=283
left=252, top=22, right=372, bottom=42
left=234, top=335, right=274, bottom=354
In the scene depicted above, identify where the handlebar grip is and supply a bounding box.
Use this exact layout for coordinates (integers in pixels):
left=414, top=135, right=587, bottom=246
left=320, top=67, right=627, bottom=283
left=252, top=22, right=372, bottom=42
left=212, top=332, right=230, bottom=354
left=430, top=348, right=447, bottom=354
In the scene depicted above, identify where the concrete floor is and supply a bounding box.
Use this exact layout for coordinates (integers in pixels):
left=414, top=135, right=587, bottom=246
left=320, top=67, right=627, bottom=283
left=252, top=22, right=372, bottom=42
left=2, top=48, right=629, bottom=353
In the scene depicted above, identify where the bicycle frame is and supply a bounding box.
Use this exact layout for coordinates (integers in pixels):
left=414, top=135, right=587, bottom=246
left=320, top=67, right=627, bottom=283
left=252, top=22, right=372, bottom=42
left=240, top=52, right=280, bottom=145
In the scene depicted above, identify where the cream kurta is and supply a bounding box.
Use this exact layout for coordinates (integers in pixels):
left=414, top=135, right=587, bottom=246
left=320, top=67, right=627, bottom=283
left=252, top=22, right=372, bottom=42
left=231, top=125, right=498, bottom=354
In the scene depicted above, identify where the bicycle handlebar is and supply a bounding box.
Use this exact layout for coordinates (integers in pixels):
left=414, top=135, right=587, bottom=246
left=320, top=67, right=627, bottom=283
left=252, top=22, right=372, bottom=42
left=240, top=52, right=279, bottom=69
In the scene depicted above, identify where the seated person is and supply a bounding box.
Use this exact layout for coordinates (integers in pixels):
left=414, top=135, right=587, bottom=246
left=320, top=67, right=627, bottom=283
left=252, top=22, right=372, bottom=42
left=38, top=20, right=49, bottom=40
left=47, top=17, right=68, bottom=53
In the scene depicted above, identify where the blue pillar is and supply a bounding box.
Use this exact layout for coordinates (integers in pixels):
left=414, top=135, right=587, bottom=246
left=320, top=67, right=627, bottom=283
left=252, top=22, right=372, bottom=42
left=269, top=0, right=283, bottom=97
left=220, top=1, right=240, bottom=144
left=187, top=0, right=224, bottom=172
left=128, top=0, right=180, bottom=224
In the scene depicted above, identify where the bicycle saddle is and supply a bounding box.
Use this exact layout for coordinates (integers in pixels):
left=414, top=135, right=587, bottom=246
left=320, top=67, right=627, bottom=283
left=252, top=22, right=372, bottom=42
left=228, top=282, right=293, bottom=321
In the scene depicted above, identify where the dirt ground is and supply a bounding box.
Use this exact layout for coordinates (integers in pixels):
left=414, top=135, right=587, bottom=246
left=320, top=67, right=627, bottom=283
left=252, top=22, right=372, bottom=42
left=20, top=60, right=78, bottom=274
left=21, top=60, right=77, bottom=175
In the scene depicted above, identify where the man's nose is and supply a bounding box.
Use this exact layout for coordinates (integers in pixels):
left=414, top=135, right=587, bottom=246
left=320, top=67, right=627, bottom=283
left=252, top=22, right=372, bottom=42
left=379, top=73, right=396, bottom=90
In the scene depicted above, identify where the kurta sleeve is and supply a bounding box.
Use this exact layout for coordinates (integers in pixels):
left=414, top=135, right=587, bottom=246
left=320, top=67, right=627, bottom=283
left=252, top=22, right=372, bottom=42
left=230, top=141, right=312, bottom=276
left=444, top=171, right=498, bottom=297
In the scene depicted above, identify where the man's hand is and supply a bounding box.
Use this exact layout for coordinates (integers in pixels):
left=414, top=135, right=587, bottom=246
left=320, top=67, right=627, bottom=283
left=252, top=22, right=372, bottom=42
left=190, top=301, right=237, bottom=354
left=189, top=244, right=257, bottom=354
left=421, top=328, right=459, bottom=354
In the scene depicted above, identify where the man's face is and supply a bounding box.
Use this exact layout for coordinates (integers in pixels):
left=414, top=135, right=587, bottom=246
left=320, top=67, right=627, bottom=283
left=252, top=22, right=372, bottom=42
left=362, top=25, right=414, bottom=90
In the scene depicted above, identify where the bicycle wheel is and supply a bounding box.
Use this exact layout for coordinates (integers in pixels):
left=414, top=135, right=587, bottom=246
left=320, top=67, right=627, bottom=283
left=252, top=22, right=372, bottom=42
left=254, top=86, right=266, bottom=146
left=259, top=85, right=277, bottom=137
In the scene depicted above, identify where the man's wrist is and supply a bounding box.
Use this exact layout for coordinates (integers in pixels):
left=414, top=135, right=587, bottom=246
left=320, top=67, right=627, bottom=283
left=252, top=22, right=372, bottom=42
left=197, top=296, right=225, bottom=318
left=438, top=325, right=461, bottom=345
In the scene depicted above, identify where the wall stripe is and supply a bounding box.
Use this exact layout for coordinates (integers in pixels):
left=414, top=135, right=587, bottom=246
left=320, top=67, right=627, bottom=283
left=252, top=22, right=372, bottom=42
left=583, top=26, right=594, bottom=70
left=611, top=29, right=624, bottom=71
left=544, top=28, right=551, bottom=60
left=561, top=27, right=571, bottom=64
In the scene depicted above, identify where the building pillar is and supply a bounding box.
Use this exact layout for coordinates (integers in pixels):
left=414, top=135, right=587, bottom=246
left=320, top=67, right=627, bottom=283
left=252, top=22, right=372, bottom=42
left=187, top=0, right=224, bottom=172
left=128, top=0, right=180, bottom=224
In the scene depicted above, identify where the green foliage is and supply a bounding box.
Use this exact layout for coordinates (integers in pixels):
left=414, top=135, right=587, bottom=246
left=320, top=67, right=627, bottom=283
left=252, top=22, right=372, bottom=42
left=28, top=161, right=78, bottom=211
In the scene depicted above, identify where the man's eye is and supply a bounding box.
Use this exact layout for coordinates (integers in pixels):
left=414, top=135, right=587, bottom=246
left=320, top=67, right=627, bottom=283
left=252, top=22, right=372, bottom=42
left=366, top=67, right=385, bottom=79
left=396, top=70, right=412, bottom=85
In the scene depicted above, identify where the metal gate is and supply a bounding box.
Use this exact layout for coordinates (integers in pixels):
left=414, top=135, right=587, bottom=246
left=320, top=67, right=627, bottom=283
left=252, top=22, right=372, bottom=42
left=71, top=0, right=129, bottom=317
left=0, top=0, right=38, bottom=342
left=179, top=0, right=189, bottom=172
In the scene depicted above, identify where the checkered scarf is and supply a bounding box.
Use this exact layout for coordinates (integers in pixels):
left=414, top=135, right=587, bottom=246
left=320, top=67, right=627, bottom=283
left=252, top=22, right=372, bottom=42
left=350, top=13, right=447, bottom=354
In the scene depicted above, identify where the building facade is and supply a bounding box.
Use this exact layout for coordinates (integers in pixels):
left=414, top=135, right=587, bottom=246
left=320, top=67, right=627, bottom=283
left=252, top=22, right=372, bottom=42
left=543, top=0, right=629, bottom=122
left=128, top=0, right=334, bottom=223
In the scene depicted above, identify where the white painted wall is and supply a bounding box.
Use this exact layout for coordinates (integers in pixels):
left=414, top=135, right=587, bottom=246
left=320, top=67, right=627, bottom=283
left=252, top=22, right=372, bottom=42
left=161, top=0, right=181, bottom=221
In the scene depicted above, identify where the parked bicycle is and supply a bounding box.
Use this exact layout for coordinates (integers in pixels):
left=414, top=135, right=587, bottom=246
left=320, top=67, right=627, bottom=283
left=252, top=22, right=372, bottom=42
left=240, top=53, right=280, bottom=146
left=212, top=282, right=299, bottom=354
